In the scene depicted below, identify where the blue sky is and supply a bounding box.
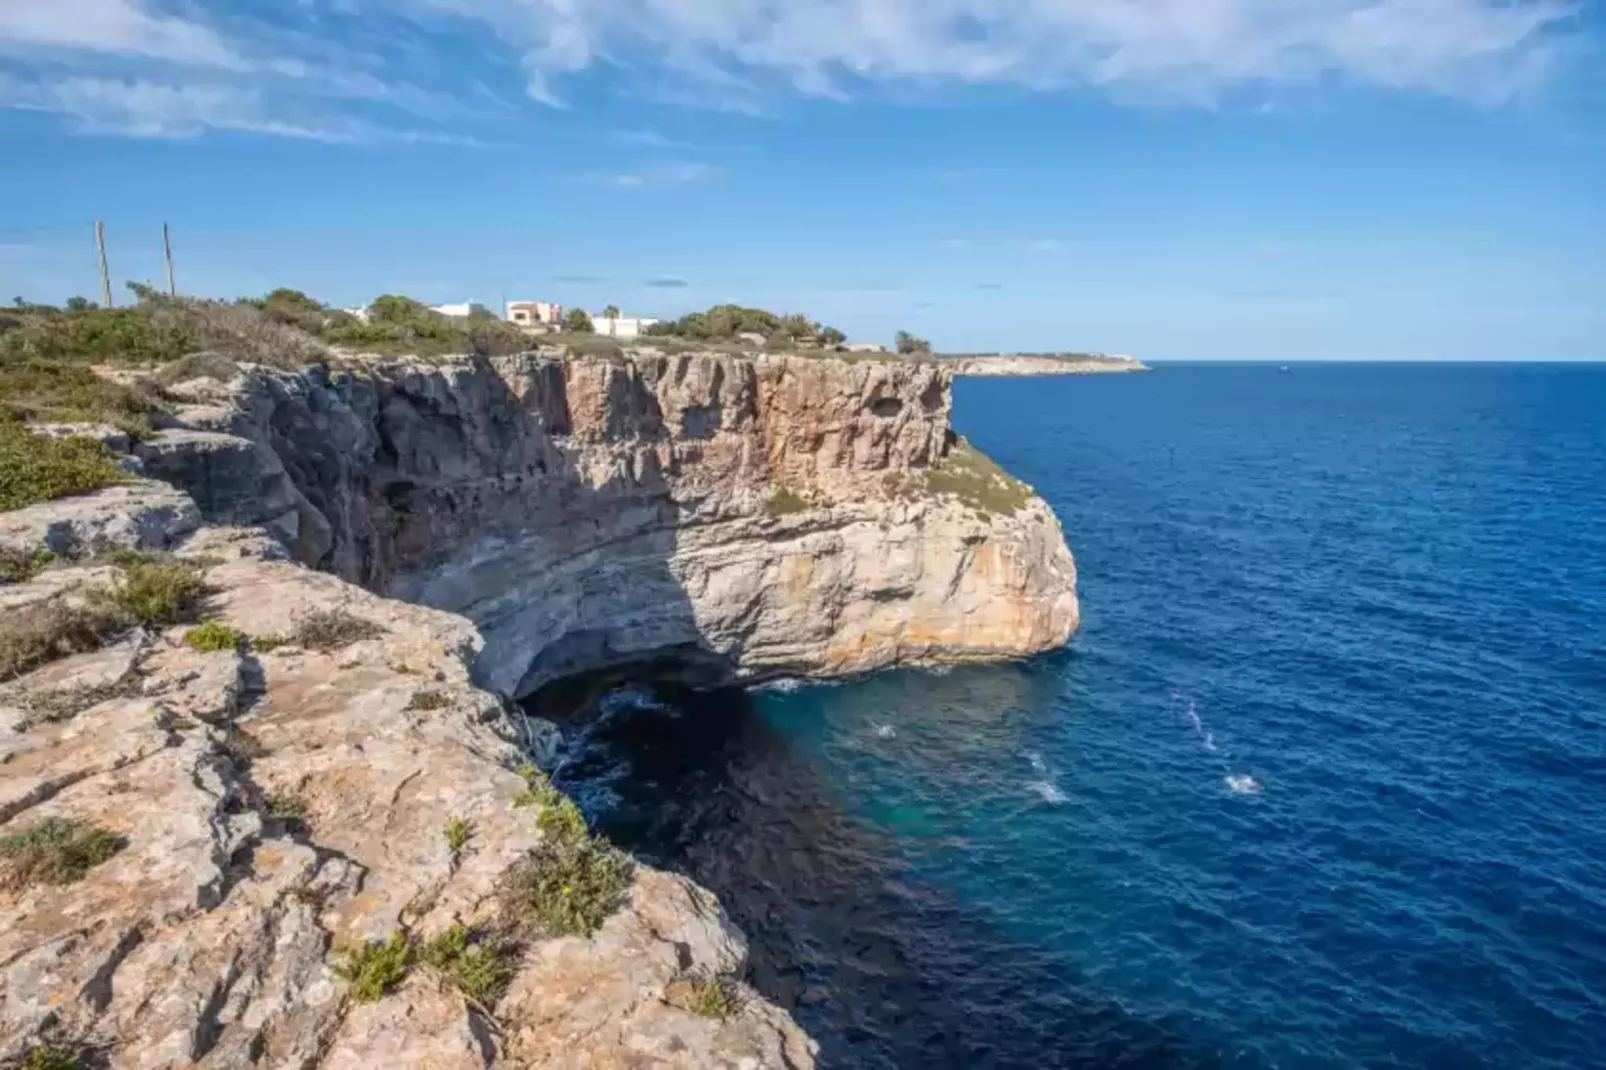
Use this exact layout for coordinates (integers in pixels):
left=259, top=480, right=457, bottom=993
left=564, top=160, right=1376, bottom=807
left=1, top=1, right=1603, bottom=359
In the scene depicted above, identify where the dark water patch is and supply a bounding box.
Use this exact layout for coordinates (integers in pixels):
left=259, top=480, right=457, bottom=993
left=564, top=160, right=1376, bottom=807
left=542, top=673, right=1228, bottom=1070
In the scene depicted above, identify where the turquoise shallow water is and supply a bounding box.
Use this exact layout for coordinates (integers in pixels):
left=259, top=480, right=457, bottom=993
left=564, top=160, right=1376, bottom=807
left=556, top=363, right=1606, bottom=1069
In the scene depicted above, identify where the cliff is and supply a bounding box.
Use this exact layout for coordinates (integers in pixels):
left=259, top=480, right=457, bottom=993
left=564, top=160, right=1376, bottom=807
left=0, top=348, right=1077, bottom=1068
left=151, top=350, right=1079, bottom=698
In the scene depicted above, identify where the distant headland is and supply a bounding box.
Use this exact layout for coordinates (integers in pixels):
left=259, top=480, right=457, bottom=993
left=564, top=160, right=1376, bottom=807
left=938, top=352, right=1150, bottom=377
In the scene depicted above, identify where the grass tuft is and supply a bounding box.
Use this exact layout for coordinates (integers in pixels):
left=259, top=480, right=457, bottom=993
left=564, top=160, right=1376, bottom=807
left=421, top=923, right=515, bottom=1005
left=15, top=1042, right=85, bottom=1070
left=288, top=609, right=386, bottom=651
left=444, top=816, right=472, bottom=856
left=682, top=974, right=740, bottom=1019
left=332, top=931, right=413, bottom=1004
left=265, top=791, right=308, bottom=823
left=764, top=486, right=811, bottom=519
left=0, top=598, right=120, bottom=683
left=0, top=547, right=55, bottom=585
left=407, top=690, right=449, bottom=712
left=0, top=419, right=130, bottom=512
left=0, top=817, right=127, bottom=890
left=183, top=620, right=242, bottom=653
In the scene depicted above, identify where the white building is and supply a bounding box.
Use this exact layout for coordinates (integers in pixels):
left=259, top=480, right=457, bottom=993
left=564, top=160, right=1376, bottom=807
left=591, top=314, right=659, bottom=340
left=430, top=301, right=489, bottom=318
left=507, top=301, right=563, bottom=328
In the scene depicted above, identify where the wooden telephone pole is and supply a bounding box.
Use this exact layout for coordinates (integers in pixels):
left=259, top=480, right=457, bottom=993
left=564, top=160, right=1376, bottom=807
left=163, top=223, right=176, bottom=296
left=95, top=220, right=113, bottom=308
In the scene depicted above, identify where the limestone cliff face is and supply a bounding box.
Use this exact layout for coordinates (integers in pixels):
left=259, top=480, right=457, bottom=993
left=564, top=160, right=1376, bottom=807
left=162, top=350, right=1079, bottom=698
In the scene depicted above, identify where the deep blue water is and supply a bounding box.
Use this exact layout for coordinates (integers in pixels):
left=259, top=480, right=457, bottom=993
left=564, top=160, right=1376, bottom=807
left=557, top=363, right=1606, bottom=1069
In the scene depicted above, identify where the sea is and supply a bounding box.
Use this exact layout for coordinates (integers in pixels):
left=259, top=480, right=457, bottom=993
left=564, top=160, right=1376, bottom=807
left=549, top=362, right=1606, bottom=1069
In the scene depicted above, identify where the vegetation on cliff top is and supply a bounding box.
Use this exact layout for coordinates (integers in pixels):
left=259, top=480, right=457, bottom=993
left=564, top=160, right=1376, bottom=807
left=0, top=816, right=127, bottom=889
left=643, top=303, right=848, bottom=349
left=924, top=436, right=1034, bottom=516
left=0, top=417, right=131, bottom=511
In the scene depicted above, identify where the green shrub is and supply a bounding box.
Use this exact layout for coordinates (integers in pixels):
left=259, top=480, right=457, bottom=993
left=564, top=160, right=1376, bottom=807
left=444, top=816, right=472, bottom=855
left=0, top=598, right=118, bottom=683
left=289, top=609, right=386, bottom=651
left=265, top=792, right=307, bottom=822
left=407, top=690, right=449, bottom=712
left=924, top=437, right=1033, bottom=516
left=251, top=634, right=285, bottom=653
left=506, top=768, right=631, bottom=938
left=98, top=559, right=209, bottom=628
left=764, top=487, right=810, bottom=519
left=0, top=358, right=160, bottom=433
left=421, top=923, right=514, bottom=1004
left=511, top=763, right=562, bottom=811
left=184, top=620, right=242, bottom=653
left=0, top=420, right=130, bottom=511
left=682, top=974, right=740, bottom=1019
left=15, top=1041, right=84, bottom=1070
left=0, top=546, right=54, bottom=584
left=0, top=817, right=127, bottom=890
left=332, top=932, right=413, bottom=1004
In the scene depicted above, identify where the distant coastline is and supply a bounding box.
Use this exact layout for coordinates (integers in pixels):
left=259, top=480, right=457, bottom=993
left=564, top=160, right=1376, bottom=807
left=939, top=352, right=1151, bottom=377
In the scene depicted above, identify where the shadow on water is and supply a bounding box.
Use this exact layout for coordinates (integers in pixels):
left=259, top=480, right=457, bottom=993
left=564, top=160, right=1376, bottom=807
left=530, top=673, right=1226, bottom=1070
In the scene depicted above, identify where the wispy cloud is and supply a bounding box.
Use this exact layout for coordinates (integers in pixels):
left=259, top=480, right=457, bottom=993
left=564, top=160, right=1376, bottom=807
left=422, top=0, right=1576, bottom=106
left=940, top=237, right=970, bottom=250
left=645, top=277, right=691, bottom=288
left=0, top=0, right=241, bottom=68
left=600, top=161, right=716, bottom=187
left=551, top=274, right=609, bottom=283
left=976, top=282, right=1005, bottom=291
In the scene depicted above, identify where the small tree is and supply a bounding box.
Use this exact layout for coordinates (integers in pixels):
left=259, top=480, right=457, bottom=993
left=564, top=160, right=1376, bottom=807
left=65, top=296, right=95, bottom=312
left=819, top=326, right=846, bottom=347
left=564, top=308, right=595, bottom=333
left=895, top=330, right=932, bottom=356
left=602, top=304, right=620, bottom=320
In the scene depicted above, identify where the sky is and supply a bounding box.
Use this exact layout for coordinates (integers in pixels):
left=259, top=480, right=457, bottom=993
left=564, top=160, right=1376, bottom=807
left=1, top=1, right=1603, bottom=360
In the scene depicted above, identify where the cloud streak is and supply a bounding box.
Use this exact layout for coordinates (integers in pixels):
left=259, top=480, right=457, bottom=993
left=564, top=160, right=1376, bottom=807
left=423, top=0, right=1576, bottom=106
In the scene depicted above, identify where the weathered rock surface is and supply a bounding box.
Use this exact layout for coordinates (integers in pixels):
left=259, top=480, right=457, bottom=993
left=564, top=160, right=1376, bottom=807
left=0, top=531, right=815, bottom=1068
left=159, top=350, right=1079, bottom=698
left=943, top=353, right=1150, bottom=376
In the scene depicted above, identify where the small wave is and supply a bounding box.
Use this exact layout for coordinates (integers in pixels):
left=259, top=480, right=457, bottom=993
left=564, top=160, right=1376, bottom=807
left=597, top=686, right=674, bottom=718
left=1026, top=750, right=1048, bottom=774
left=1225, top=774, right=1262, bottom=795
left=753, top=676, right=805, bottom=693
left=1027, top=780, right=1069, bottom=804
left=876, top=723, right=898, bottom=740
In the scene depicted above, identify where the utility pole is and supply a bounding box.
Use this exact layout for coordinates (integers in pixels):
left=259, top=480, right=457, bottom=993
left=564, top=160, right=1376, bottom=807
left=163, top=222, right=176, bottom=297
left=95, top=220, right=113, bottom=308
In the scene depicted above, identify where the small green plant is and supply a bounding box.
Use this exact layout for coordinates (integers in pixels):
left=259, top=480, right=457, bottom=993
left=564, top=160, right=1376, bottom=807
left=421, top=923, right=515, bottom=1005
left=506, top=769, right=631, bottom=938
left=332, top=931, right=413, bottom=1004
left=15, top=1041, right=84, bottom=1070
left=289, top=609, right=387, bottom=652
left=0, top=546, right=54, bottom=584
left=764, top=487, right=810, bottom=519
left=184, top=620, right=242, bottom=653
left=444, top=817, right=473, bottom=855
left=407, top=690, right=449, bottom=712
left=0, top=419, right=130, bottom=511
left=265, top=792, right=308, bottom=822
left=682, top=974, right=740, bottom=1019
left=0, top=816, right=127, bottom=890
left=251, top=633, right=285, bottom=653
left=511, top=763, right=562, bottom=810
left=99, top=559, right=210, bottom=628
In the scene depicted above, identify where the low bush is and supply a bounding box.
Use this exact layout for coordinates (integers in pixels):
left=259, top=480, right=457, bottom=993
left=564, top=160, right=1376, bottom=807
left=444, top=816, right=473, bottom=855
left=0, top=419, right=130, bottom=512
left=0, top=358, right=160, bottom=433
left=288, top=609, right=386, bottom=651
left=0, top=546, right=54, bottom=584
left=505, top=767, right=631, bottom=938
left=99, top=559, right=210, bottom=628
left=0, top=598, right=119, bottom=683
left=5, top=674, right=141, bottom=730
left=15, top=1041, right=85, bottom=1070
left=265, top=792, right=308, bottom=822
left=184, top=620, right=242, bottom=653
left=421, top=923, right=515, bottom=1005
left=332, top=932, right=413, bottom=1004
left=407, top=690, right=449, bottom=712
left=0, top=817, right=127, bottom=890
